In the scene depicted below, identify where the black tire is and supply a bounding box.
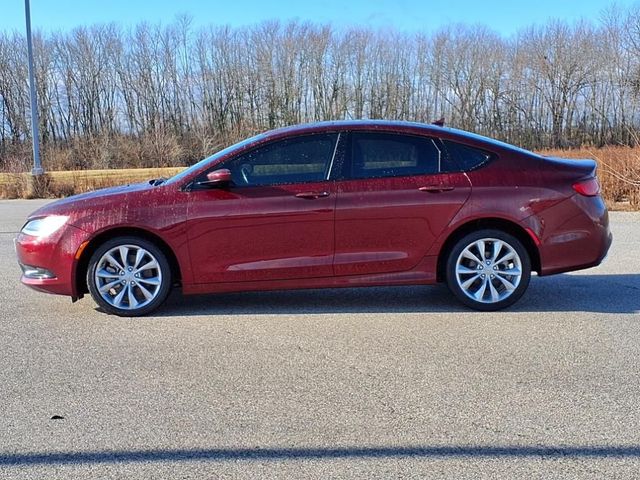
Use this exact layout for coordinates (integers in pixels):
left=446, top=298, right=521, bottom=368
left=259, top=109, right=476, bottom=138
left=445, top=229, right=531, bottom=311
left=87, top=236, right=171, bottom=316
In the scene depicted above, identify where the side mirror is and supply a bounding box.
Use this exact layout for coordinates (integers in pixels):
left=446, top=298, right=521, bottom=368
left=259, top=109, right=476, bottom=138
left=198, top=169, right=232, bottom=187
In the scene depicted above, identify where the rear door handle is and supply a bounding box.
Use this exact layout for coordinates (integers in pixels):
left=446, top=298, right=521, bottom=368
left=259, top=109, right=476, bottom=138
left=295, top=191, right=330, bottom=199
left=419, top=185, right=455, bottom=193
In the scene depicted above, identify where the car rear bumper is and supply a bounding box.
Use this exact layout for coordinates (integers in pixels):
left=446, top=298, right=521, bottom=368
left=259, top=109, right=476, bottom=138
left=15, top=224, right=89, bottom=297
left=533, top=194, right=612, bottom=276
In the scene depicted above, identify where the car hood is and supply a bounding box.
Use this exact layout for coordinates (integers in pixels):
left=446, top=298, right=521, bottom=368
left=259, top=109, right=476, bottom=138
left=27, top=182, right=154, bottom=219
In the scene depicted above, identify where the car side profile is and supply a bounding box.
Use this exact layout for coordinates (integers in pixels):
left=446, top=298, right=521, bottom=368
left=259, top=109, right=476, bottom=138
left=15, top=120, right=612, bottom=316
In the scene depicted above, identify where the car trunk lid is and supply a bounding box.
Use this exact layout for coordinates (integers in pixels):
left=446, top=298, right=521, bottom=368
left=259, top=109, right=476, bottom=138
left=541, top=156, right=597, bottom=178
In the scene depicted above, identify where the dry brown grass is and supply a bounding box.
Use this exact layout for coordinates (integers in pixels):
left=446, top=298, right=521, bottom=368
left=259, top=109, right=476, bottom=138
left=0, top=167, right=184, bottom=199
left=1, top=146, right=639, bottom=210
left=537, top=146, right=640, bottom=210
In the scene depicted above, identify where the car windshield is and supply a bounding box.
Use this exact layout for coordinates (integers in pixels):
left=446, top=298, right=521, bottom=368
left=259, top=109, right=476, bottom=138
left=164, top=132, right=268, bottom=185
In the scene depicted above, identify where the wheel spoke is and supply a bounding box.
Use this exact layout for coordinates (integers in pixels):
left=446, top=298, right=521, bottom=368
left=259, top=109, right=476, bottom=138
left=127, top=285, right=139, bottom=308
left=474, top=277, right=489, bottom=301
left=135, top=259, right=158, bottom=273
left=476, top=240, right=486, bottom=261
left=136, top=282, right=154, bottom=300
left=461, top=274, right=481, bottom=289
left=496, top=251, right=515, bottom=264
left=488, top=279, right=500, bottom=302
left=497, top=267, right=521, bottom=277
left=494, top=274, right=516, bottom=291
left=96, top=269, right=119, bottom=279
left=456, top=265, right=478, bottom=275
left=119, top=246, right=130, bottom=268
left=462, top=248, right=483, bottom=265
left=133, top=249, right=146, bottom=269
left=104, top=253, right=124, bottom=272
left=113, top=284, right=128, bottom=307
left=491, top=240, right=503, bottom=263
left=137, top=275, right=161, bottom=286
left=99, top=279, right=122, bottom=293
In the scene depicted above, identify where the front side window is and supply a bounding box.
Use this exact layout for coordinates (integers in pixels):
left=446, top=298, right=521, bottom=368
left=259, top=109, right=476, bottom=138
left=348, top=133, right=441, bottom=179
left=222, top=133, right=338, bottom=187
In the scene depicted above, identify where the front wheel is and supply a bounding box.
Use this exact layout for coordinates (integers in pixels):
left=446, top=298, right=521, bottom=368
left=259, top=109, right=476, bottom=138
left=446, top=229, right=531, bottom=311
left=87, top=236, right=171, bottom=316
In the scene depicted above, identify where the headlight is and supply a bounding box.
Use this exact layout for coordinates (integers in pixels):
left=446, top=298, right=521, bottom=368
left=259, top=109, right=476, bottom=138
left=21, top=215, right=69, bottom=238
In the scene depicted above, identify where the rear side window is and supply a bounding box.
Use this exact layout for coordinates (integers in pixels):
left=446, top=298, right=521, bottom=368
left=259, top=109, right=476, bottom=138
left=441, top=140, right=493, bottom=172
left=349, top=133, right=441, bottom=179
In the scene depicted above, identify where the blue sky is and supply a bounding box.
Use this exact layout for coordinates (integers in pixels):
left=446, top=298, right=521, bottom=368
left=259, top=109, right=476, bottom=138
left=0, top=0, right=634, bottom=36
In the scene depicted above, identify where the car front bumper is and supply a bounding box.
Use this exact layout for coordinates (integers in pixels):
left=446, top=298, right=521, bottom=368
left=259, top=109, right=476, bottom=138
left=15, top=224, right=89, bottom=297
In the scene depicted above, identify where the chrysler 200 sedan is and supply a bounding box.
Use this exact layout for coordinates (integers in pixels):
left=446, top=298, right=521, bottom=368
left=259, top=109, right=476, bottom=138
left=15, top=120, right=612, bottom=316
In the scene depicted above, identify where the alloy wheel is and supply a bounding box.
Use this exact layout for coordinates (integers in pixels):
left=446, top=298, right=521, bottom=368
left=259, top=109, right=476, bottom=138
left=94, top=244, right=163, bottom=311
left=454, top=237, right=523, bottom=304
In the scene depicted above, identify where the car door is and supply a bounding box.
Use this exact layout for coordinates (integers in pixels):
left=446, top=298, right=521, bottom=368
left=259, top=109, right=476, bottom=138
left=334, top=131, right=472, bottom=276
left=186, top=133, right=339, bottom=284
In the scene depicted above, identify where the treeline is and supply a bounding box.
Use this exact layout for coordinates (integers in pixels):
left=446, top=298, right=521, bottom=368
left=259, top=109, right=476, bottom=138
left=2, top=5, right=640, bottom=171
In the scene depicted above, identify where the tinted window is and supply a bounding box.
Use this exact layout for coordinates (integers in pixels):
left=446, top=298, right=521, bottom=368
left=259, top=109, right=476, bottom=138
left=223, top=133, right=338, bottom=186
left=441, top=140, right=492, bottom=172
left=349, top=133, right=440, bottom=179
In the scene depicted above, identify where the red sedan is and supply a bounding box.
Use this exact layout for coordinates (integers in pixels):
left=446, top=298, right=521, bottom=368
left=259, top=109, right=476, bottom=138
left=15, top=121, right=612, bottom=316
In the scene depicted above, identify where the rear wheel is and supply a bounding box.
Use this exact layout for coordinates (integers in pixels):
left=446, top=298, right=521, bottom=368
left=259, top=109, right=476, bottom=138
left=87, top=236, right=171, bottom=316
left=446, top=229, right=531, bottom=311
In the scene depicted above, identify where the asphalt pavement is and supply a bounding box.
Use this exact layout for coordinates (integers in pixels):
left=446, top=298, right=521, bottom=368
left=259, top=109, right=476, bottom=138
left=1, top=200, right=639, bottom=479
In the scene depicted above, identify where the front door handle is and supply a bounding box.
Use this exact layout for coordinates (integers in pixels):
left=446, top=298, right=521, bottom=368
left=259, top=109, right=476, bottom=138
left=418, top=185, right=455, bottom=193
left=295, top=191, right=330, bottom=199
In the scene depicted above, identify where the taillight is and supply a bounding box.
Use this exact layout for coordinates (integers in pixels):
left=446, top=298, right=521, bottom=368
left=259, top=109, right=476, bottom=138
left=572, top=178, right=600, bottom=196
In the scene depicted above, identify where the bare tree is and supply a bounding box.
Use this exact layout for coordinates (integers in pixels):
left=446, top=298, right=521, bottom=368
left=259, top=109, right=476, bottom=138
left=2, top=7, right=640, bottom=171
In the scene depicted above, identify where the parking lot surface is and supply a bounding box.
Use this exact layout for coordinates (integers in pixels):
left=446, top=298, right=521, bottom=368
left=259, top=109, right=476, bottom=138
left=1, top=200, right=639, bottom=478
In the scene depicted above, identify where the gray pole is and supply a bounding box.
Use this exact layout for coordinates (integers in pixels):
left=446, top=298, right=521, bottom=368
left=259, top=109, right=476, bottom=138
left=25, top=0, right=43, bottom=175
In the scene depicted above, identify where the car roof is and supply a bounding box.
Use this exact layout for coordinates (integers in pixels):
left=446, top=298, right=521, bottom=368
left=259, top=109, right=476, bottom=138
left=265, top=119, right=440, bottom=136
left=263, top=120, right=535, bottom=156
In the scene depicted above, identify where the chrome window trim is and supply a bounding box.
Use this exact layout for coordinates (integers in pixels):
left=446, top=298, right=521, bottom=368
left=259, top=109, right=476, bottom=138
left=325, top=132, right=341, bottom=180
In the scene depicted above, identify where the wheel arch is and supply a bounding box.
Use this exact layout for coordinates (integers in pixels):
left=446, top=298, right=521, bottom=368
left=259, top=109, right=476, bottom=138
left=75, top=227, right=182, bottom=296
left=436, top=217, right=541, bottom=282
